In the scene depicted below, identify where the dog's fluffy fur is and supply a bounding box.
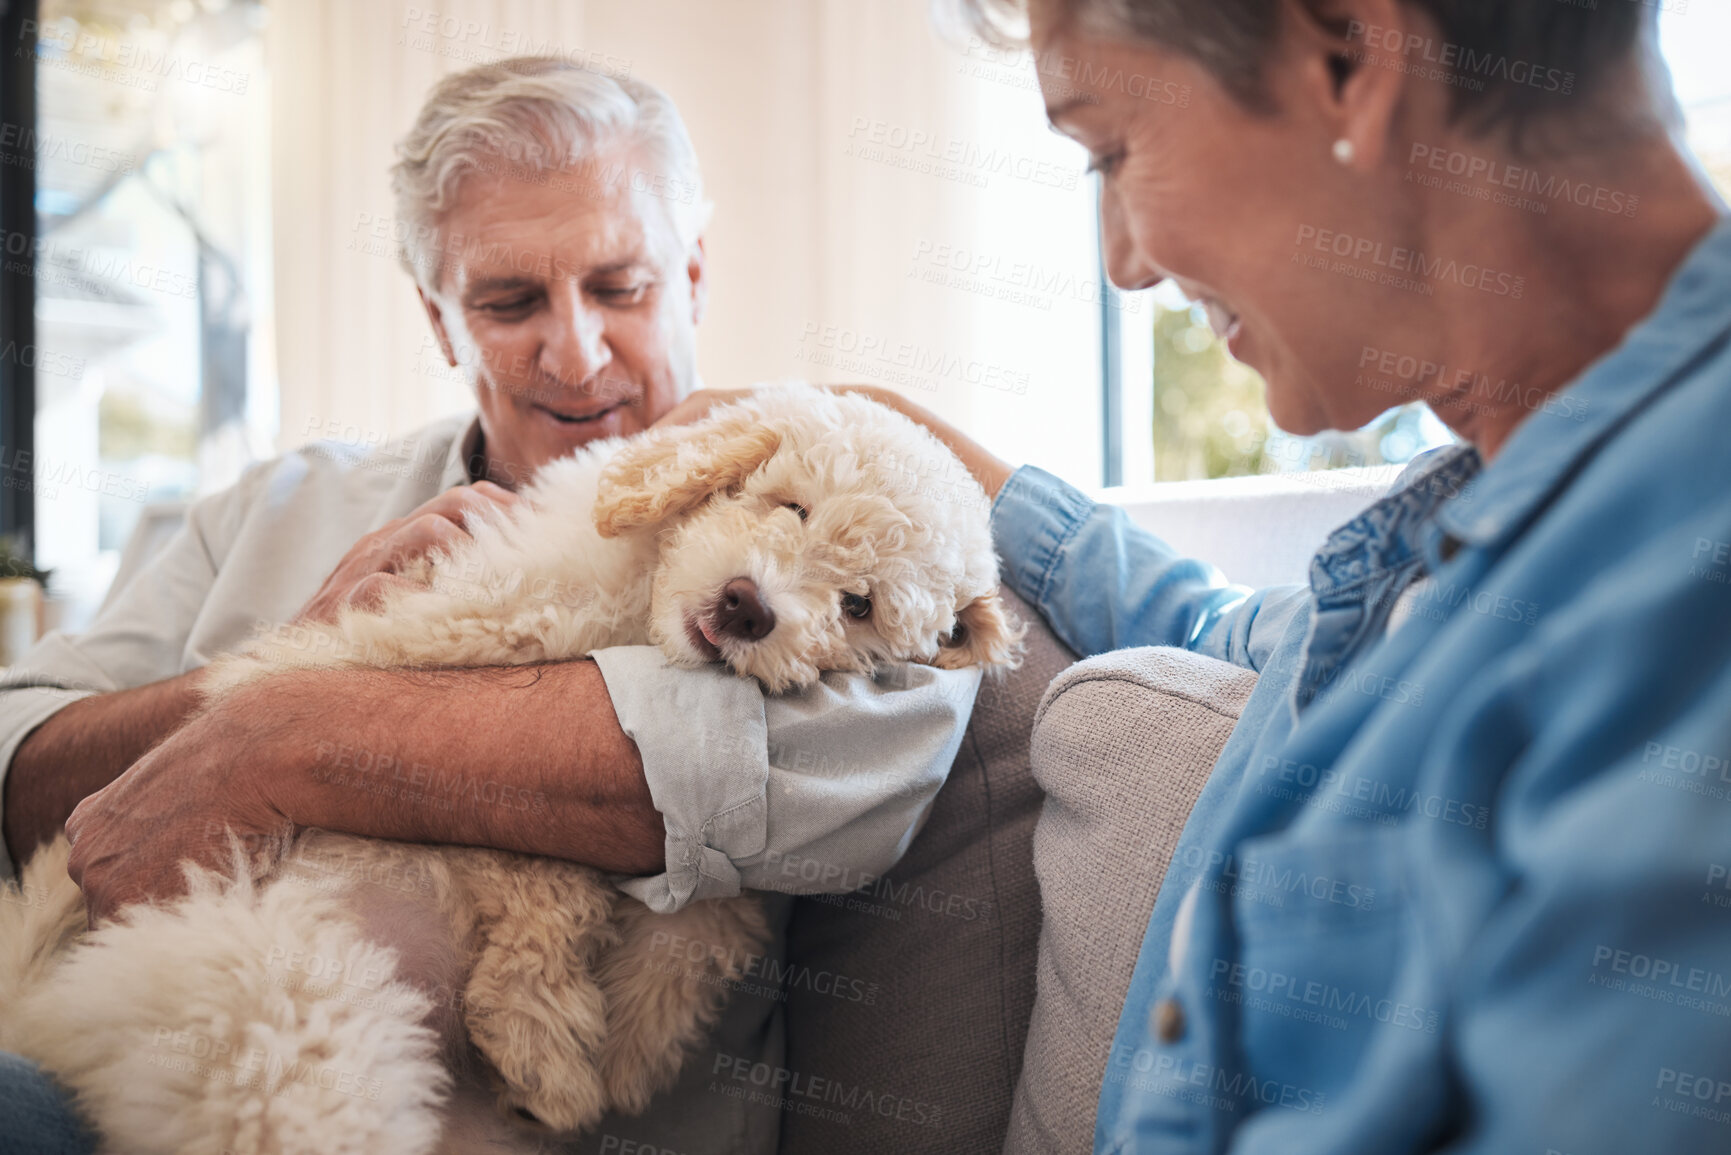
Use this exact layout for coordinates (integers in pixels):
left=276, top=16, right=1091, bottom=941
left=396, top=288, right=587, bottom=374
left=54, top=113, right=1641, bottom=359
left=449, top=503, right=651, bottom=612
left=0, top=385, right=1021, bottom=1155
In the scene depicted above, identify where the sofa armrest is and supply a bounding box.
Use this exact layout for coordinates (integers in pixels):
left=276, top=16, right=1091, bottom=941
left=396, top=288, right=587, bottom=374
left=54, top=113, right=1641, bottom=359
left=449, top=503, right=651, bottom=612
left=1006, top=647, right=1259, bottom=1154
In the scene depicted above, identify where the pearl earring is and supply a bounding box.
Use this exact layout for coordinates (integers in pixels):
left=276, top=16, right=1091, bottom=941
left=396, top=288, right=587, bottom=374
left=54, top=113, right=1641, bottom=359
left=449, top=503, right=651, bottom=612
left=1332, top=138, right=1356, bottom=166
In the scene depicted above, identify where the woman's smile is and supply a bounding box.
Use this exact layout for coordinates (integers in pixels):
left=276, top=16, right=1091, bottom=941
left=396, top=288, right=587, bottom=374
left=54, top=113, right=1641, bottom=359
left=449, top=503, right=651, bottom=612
left=1200, top=298, right=1242, bottom=345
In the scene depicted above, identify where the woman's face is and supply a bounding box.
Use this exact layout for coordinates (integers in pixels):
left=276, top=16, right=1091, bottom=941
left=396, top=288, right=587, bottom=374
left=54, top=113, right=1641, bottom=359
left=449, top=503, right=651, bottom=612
left=1031, top=6, right=1410, bottom=436
left=418, top=148, right=706, bottom=485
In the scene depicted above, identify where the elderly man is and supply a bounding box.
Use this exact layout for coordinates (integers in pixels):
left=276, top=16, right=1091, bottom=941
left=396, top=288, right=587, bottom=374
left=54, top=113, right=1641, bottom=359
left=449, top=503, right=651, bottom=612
left=0, top=58, right=978, bottom=1153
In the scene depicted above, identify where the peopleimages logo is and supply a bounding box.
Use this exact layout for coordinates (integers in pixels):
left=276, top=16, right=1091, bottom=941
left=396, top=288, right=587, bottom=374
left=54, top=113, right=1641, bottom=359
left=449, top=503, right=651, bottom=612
left=20, top=20, right=251, bottom=94
left=0, top=122, right=136, bottom=174
left=1294, top=225, right=1526, bottom=299
left=1347, top=21, right=1575, bottom=95
left=795, top=322, right=1031, bottom=396
left=910, top=239, right=1141, bottom=314
left=1208, top=958, right=1441, bottom=1034
left=1175, top=844, right=1379, bottom=911
left=1254, top=755, right=1491, bottom=830
left=1591, top=945, right=1731, bottom=1001
left=398, top=7, right=631, bottom=77
left=958, top=38, right=1192, bottom=108
left=1357, top=345, right=1589, bottom=423
left=1103, top=1046, right=1328, bottom=1116
left=1408, top=143, right=1639, bottom=218
left=845, top=118, right=1080, bottom=192
left=710, top=1054, right=942, bottom=1128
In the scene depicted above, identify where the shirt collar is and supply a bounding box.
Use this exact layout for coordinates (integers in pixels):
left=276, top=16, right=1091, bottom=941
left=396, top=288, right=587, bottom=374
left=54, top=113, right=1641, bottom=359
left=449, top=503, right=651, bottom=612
left=1436, top=214, right=1731, bottom=550
left=439, top=416, right=485, bottom=491
left=1308, top=443, right=1480, bottom=603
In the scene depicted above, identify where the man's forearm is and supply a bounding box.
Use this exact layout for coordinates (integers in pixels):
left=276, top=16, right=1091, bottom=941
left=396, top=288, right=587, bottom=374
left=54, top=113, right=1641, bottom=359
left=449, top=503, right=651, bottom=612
left=242, top=660, right=665, bottom=874
left=4, top=671, right=208, bottom=873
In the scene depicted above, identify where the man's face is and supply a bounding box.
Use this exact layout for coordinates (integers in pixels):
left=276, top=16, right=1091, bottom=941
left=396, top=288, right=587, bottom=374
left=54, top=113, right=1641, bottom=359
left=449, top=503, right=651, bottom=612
left=418, top=146, right=707, bottom=486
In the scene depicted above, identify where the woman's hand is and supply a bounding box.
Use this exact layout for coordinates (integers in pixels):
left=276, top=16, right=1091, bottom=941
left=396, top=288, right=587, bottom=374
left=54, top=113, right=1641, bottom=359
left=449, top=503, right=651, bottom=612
left=652, top=387, right=759, bottom=431
left=656, top=384, right=1017, bottom=498
left=294, top=481, right=519, bottom=624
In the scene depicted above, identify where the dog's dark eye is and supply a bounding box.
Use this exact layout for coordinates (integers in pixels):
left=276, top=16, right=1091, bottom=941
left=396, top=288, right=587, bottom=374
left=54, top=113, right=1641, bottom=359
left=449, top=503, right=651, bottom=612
left=841, top=593, right=872, bottom=619
left=785, top=503, right=809, bottom=521
left=946, top=621, right=968, bottom=645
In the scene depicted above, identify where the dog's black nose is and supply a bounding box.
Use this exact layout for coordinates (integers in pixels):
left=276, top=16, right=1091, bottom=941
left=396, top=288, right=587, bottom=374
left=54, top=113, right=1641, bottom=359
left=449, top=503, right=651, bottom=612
left=715, top=578, right=776, bottom=641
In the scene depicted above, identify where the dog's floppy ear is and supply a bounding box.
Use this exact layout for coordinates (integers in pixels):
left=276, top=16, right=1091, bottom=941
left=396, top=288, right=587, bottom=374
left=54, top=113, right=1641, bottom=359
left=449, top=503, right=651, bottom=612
left=934, top=588, right=1025, bottom=671
left=594, top=408, right=782, bottom=537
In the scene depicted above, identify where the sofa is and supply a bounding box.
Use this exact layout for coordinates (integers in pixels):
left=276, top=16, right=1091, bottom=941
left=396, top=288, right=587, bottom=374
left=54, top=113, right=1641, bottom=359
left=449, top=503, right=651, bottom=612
left=775, top=466, right=1399, bottom=1155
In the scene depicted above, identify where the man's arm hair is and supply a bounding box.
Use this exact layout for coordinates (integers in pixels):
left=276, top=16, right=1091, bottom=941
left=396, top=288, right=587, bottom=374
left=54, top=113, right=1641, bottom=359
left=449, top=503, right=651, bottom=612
left=239, top=659, right=664, bottom=874
left=4, top=671, right=207, bottom=874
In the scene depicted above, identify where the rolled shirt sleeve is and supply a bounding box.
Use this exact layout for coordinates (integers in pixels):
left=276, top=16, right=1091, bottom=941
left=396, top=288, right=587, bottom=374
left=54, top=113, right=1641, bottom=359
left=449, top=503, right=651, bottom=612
left=591, top=646, right=979, bottom=914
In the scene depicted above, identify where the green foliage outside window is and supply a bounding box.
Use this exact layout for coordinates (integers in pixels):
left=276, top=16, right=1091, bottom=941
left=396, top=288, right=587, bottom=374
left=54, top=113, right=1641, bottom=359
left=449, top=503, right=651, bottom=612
left=1149, top=302, right=1450, bottom=482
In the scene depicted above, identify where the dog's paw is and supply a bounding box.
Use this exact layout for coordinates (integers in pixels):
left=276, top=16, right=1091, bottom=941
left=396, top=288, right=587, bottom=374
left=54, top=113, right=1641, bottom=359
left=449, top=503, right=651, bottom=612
left=479, top=1040, right=608, bottom=1134
left=465, top=983, right=610, bottom=1133
left=599, top=1035, right=684, bottom=1117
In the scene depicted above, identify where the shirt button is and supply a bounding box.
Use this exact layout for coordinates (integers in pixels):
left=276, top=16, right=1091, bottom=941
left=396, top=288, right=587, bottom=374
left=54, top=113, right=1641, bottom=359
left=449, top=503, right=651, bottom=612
left=1152, top=998, right=1186, bottom=1044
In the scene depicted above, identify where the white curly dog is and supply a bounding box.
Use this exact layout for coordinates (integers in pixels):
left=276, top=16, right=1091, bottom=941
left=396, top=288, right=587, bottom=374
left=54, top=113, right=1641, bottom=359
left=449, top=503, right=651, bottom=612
left=0, top=384, right=1020, bottom=1155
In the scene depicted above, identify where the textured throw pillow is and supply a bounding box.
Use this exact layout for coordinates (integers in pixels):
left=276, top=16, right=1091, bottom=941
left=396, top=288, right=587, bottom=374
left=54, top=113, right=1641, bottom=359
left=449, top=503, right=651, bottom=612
left=775, top=587, right=1077, bottom=1155
left=1005, top=647, right=1260, bottom=1154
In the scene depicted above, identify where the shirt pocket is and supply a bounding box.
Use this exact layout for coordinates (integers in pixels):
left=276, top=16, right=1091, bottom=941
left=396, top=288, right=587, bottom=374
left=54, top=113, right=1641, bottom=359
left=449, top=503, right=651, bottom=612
left=1219, top=825, right=1432, bottom=1103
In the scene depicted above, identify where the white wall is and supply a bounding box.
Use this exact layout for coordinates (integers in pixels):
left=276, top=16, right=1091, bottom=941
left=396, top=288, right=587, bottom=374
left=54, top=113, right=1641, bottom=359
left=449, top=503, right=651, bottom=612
left=269, top=0, right=1106, bottom=487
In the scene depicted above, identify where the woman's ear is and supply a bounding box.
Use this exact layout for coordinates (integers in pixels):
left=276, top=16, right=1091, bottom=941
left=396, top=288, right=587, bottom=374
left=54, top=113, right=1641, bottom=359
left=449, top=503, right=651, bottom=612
left=1286, top=0, right=1408, bottom=170
left=594, top=407, right=782, bottom=537
left=934, top=589, right=1026, bottom=671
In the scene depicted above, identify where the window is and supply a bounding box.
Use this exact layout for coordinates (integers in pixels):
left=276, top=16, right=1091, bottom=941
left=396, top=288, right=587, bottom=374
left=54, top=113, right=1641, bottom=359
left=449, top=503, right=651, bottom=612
left=1110, top=279, right=1454, bottom=487
left=1662, top=4, right=1731, bottom=196
left=0, top=1, right=38, bottom=574
left=20, top=0, right=273, bottom=630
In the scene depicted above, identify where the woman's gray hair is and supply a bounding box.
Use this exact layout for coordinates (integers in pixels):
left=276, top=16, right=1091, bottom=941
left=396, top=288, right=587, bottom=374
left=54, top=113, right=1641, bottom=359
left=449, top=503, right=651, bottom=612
left=942, top=0, right=1659, bottom=148
left=391, top=57, right=712, bottom=290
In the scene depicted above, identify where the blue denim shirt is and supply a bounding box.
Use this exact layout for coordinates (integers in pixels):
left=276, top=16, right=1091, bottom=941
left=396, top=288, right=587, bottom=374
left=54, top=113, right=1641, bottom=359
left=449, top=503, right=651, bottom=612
left=990, top=215, right=1731, bottom=1154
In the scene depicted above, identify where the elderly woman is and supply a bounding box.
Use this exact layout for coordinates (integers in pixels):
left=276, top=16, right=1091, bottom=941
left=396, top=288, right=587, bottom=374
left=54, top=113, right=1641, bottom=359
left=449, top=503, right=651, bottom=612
left=681, top=0, right=1728, bottom=1151
left=924, top=0, right=1725, bottom=1151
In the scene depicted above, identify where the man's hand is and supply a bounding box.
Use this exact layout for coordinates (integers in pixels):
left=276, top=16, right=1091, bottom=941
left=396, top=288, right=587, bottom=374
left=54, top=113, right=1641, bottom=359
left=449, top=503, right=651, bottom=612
left=294, top=481, right=519, bottom=624
left=64, top=694, right=295, bottom=925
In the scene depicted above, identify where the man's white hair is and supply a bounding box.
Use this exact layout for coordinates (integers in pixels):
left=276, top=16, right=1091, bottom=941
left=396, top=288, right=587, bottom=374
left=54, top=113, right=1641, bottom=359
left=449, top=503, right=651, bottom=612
left=391, top=57, right=712, bottom=291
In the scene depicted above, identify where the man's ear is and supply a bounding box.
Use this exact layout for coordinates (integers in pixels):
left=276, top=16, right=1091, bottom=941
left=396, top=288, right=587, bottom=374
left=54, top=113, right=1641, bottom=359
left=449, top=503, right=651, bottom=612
left=686, top=237, right=708, bottom=327
left=934, top=589, right=1025, bottom=671
left=417, top=286, right=460, bottom=367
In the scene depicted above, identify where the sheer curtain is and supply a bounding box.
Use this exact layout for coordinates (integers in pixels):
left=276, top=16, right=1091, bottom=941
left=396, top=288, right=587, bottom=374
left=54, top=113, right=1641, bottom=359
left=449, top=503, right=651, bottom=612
left=269, top=0, right=587, bottom=456
left=268, top=0, right=1104, bottom=484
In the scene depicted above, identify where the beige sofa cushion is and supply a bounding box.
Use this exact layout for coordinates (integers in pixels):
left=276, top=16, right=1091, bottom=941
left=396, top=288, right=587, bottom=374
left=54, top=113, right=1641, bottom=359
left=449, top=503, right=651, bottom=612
left=776, top=587, right=1077, bottom=1155
left=1005, top=647, right=1260, bottom=1155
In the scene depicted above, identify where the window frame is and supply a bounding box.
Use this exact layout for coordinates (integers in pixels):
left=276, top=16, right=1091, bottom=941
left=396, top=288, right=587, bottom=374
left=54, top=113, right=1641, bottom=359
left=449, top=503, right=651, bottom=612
left=0, top=0, right=38, bottom=557
left=1098, top=200, right=1124, bottom=489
